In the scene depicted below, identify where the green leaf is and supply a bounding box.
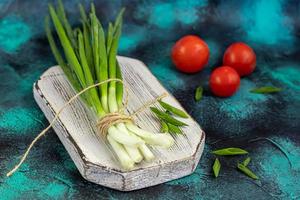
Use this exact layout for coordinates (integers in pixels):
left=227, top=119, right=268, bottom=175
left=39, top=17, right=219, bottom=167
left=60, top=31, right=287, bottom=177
left=57, top=0, right=77, bottom=51
left=77, top=31, right=104, bottom=115
left=242, top=157, right=251, bottom=166
left=158, top=100, right=189, bottom=118
left=165, top=110, right=172, bottom=115
left=48, top=4, right=86, bottom=88
left=82, top=22, right=94, bottom=78
left=90, top=11, right=100, bottom=82
left=108, top=11, right=122, bottom=86
left=212, top=148, right=248, bottom=156
left=116, top=62, right=123, bottom=108
left=237, top=163, right=259, bottom=180
left=213, top=158, right=221, bottom=178
left=150, top=107, right=188, bottom=126
left=45, top=16, right=82, bottom=93
left=78, top=3, right=88, bottom=24
left=250, top=86, right=282, bottom=94
left=167, top=123, right=182, bottom=134
left=113, top=8, right=125, bottom=34
left=160, top=121, right=169, bottom=133
left=195, top=86, right=203, bottom=102
left=106, top=22, right=114, bottom=54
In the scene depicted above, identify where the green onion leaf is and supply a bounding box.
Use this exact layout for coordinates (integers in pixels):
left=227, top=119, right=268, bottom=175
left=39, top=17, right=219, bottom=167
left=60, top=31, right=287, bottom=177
left=116, top=62, right=123, bottom=108
left=90, top=11, right=100, bottom=82
left=106, top=22, right=114, bottom=54
left=78, top=31, right=105, bottom=116
left=237, top=163, right=259, bottom=180
left=195, top=86, right=203, bottom=102
left=160, top=121, right=169, bottom=133
left=98, top=20, right=109, bottom=112
left=242, top=157, right=251, bottom=166
left=78, top=3, right=88, bottom=24
left=57, top=0, right=77, bottom=51
left=150, top=107, right=188, bottom=126
left=108, top=11, right=122, bottom=83
left=48, top=4, right=86, bottom=88
left=113, top=8, right=125, bottom=34
left=167, top=123, right=182, bottom=134
left=250, top=86, right=282, bottom=94
left=158, top=100, right=188, bottom=118
left=107, top=8, right=124, bottom=112
left=45, top=15, right=83, bottom=93
left=212, top=148, right=248, bottom=156
left=82, top=21, right=94, bottom=78
left=213, top=158, right=221, bottom=178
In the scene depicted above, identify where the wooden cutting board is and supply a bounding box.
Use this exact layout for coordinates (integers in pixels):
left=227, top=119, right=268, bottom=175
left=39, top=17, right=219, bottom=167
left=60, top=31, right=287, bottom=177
left=33, top=56, right=205, bottom=191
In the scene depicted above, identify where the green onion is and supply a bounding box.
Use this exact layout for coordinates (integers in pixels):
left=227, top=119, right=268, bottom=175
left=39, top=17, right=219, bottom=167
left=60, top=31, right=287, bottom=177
left=160, top=121, right=169, bottom=133
left=48, top=5, right=86, bottom=89
left=78, top=31, right=104, bottom=114
left=211, top=148, right=248, bottom=156
left=107, top=9, right=123, bottom=113
left=106, top=22, right=114, bottom=54
left=242, top=157, right=251, bottom=166
left=195, top=86, right=203, bottom=102
left=97, top=20, right=109, bottom=112
left=57, top=0, right=77, bottom=51
left=167, top=123, right=182, bottom=134
left=113, top=8, right=126, bottom=34
left=46, top=2, right=177, bottom=170
left=116, top=123, right=143, bottom=163
left=213, top=158, right=221, bottom=178
left=250, top=86, right=282, bottom=94
left=78, top=3, right=88, bottom=25
left=150, top=107, right=188, bottom=126
left=138, top=143, right=155, bottom=161
left=158, top=100, right=188, bottom=118
left=90, top=11, right=100, bottom=83
left=116, top=62, right=123, bottom=109
left=82, top=22, right=94, bottom=78
left=45, top=16, right=77, bottom=89
left=237, top=163, right=259, bottom=180
left=126, top=123, right=174, bottom=148
left=107, top=134, right=134, bottom=170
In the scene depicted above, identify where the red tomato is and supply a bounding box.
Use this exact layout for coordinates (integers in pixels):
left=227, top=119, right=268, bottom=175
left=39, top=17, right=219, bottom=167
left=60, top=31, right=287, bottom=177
left=223, top=42, right=256, bottom=76
left=171, top=35, right=209, bottom=73
left=209, top=66, right=240, bottom=97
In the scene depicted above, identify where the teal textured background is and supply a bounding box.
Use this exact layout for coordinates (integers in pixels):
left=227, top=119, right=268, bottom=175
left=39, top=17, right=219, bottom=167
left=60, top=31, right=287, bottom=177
left=0, top=0, right=299, bottom=199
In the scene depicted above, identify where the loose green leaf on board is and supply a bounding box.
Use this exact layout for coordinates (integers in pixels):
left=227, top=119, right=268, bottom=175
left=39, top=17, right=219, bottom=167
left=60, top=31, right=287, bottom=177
left=150, top=107, right=188, bottom=126
left=167, top=123, right=183, bottom=134
left=158, top=100, right=189, bottom=118
left=160, top=121, right=169, bottom=133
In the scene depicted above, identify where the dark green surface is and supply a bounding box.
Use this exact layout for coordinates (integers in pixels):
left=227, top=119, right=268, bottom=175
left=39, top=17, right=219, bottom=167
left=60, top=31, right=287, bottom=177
left=0, top=0, right=300, bottom=199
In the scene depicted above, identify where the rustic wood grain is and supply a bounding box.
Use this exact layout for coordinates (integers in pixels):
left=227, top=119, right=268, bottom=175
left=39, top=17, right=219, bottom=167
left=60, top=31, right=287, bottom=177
left=33, top=56, right=205, bottom=191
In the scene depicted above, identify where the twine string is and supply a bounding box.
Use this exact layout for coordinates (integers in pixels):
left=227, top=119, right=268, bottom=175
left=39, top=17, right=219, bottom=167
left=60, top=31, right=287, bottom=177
left=6, top=78, right=167, bottom=177
left=96, top=93, right=167, bottom=136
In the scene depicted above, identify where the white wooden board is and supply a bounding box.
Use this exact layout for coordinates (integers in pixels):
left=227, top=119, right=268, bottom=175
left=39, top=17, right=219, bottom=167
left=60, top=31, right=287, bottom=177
left=33, top=56, right=205, bottom=191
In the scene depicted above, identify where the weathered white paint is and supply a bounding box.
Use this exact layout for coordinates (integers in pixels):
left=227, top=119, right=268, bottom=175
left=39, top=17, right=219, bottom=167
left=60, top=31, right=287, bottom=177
left=33, top=56, right=205, bottom=191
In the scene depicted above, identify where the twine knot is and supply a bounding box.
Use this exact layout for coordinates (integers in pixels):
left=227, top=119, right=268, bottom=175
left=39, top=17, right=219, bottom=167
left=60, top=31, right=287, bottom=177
left=96, top=112, right=133, bottom=136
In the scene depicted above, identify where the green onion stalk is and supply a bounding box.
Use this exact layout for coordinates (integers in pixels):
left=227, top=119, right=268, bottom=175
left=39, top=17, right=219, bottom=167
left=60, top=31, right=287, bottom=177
left=46, top=1, right=174, bottom=170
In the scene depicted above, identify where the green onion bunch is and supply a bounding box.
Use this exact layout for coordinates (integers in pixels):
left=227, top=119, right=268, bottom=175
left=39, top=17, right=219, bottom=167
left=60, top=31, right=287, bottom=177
left=45, top=1, right=174, bottom=170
